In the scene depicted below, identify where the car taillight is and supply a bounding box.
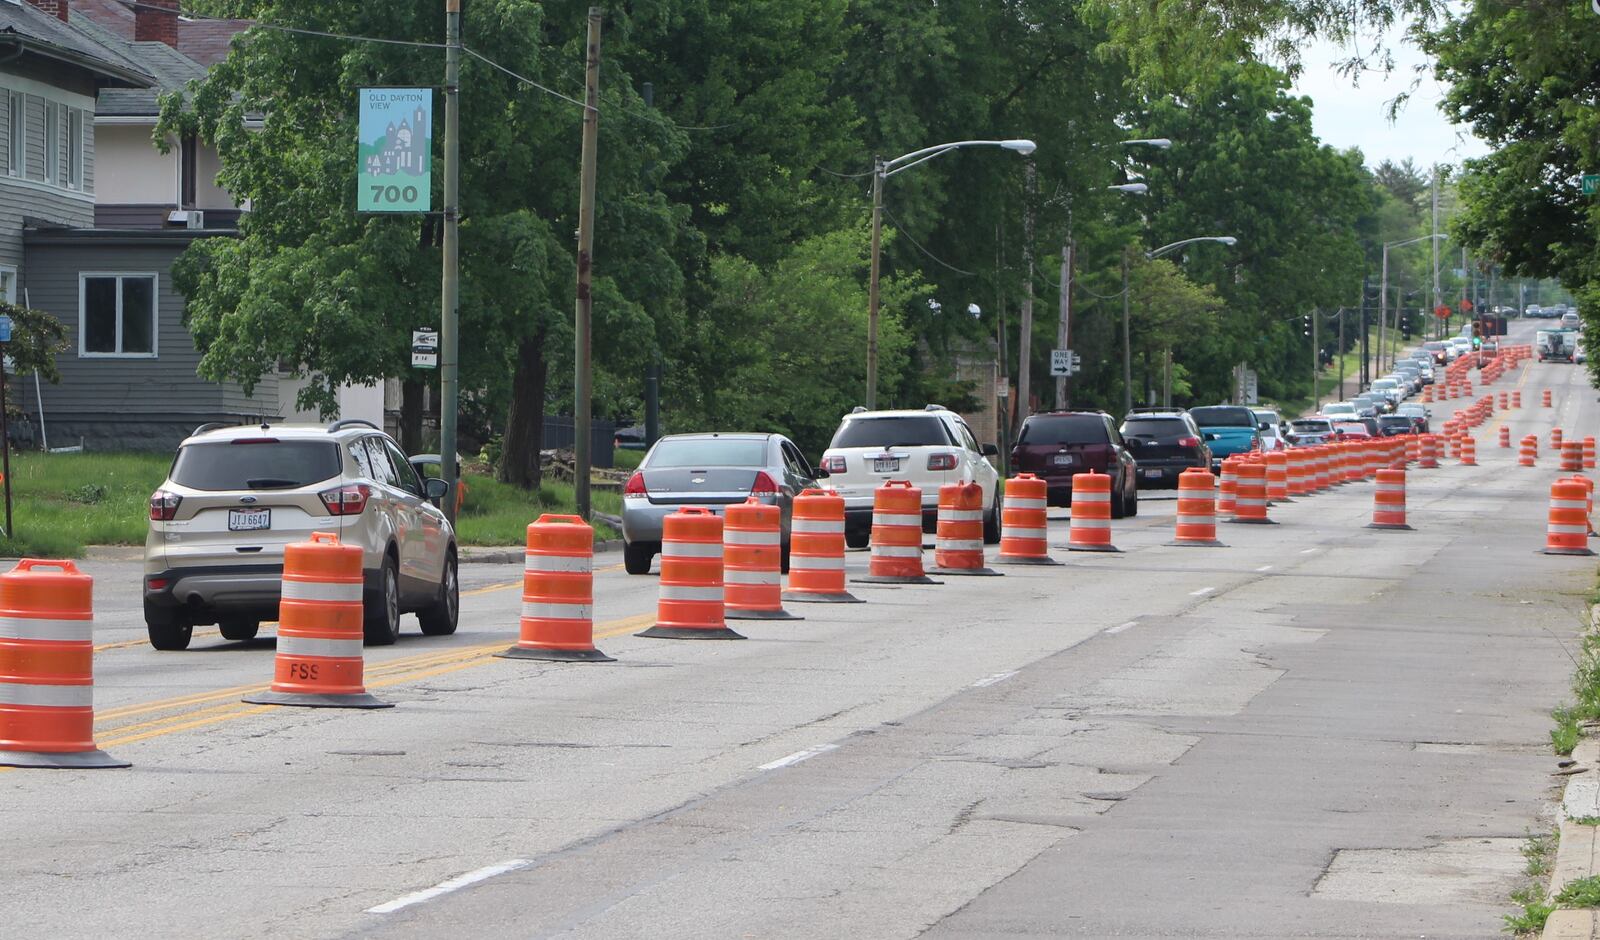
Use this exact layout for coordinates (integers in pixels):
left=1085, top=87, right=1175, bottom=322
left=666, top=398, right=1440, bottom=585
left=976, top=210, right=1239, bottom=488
left=1248, top=437, right=1261, bottom=451
left=624, top=472, right=647, bottom=497
left=319, top=483, right=371, bottom=516
left=821, top=456, right=847, bottom=474
left=146, top=576, right=169, bottom=591
left=149, top=489, right=181, bottom=521
left=1177, top=436, right=1200, bottom=448
left=927, top=453, right=958, bottom=471
left=751, top=471, right=779, bottom=495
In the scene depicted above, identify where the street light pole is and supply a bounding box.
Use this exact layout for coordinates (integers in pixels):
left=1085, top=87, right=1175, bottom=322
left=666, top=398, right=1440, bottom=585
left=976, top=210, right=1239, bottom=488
left=863, top=139, right=1036, bottom=410
left=573, top=7, right=602, bottom=520
left=1121, top=248, right=1132, bottom=416
left=439, top=0, right=461, bottom=525
left=1380, top=233, right=1445, bottom=377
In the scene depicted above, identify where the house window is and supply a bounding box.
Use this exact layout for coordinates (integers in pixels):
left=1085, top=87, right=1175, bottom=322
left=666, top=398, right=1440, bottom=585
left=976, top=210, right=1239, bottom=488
left=0, top=267, right=16, bottom=305
left=80, top=274, right=157, bottom=357
left=43, top=102, right=58, bottom=183
left=8, top=91, right=23, bottom=177
left=67, top=107, right=82, bottom=189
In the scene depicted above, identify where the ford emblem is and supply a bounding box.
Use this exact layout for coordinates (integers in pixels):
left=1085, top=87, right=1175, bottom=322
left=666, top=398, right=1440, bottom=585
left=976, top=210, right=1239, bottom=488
left=239, top=496, right=257, bottom=504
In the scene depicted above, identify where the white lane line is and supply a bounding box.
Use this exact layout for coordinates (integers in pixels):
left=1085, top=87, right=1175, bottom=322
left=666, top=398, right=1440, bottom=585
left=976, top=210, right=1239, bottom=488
left=758, top=743, right=839, bottom=771
left=366, top=859, right=532, bottom=914
left=1104, top=621, right=1138, bottom=635
left=1189, top=586, right=1216, bottom=597
left=971, top=670, right=1019, bottom=688
left=1299, top=548, right=1318, bottom=555
left=1255, top=565, right=1273, bottom=572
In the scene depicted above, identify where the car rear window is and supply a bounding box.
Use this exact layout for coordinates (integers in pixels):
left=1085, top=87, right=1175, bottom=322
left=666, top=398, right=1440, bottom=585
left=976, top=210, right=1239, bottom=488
left=1291, top=420, right=1331, bottom=432
left=170, top=440, right=342, bottom=491
left=1189, top=406, right=1253, bottom=427
left=830, top=416, right=952, bottom=448
left=1333, top=422, right=1370, bottom=436
left=1120, top=418, right=1187, bottom=437
left=1017, top=415, right=1108, bottom=444
left=647, top=438, right=768, bottom=467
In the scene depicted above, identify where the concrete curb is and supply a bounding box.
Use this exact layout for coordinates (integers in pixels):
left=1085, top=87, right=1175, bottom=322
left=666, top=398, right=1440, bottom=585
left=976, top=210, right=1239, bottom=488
left=460, top=540, right=621, bottom=565
left=1541, top=603, right=1600, bottom=940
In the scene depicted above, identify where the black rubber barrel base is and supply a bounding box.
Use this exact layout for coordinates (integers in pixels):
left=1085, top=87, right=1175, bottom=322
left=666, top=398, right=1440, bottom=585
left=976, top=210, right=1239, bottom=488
left=994, top=556, right=1063, bottom=567
left=496, top=646, right=616, bottom=662
left=636, top=625, right=747, bottom=640
left=929, top=567, right=1004, bottom=577
left=0, top=748, right=130, bottom=769
left=243, top=690, right=393, bottom=709
left=783, top=591, right=866, bottom=604
left=851, top=574, right=943, bottom=585
left=726, top=608, right=805, bottom=621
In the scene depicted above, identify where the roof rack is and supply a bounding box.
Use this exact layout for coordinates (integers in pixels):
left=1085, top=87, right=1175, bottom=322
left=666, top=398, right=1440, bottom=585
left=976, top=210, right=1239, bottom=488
left=191, top=422, right=231, bottom=436
left=326, top=418, right=381, bottom=433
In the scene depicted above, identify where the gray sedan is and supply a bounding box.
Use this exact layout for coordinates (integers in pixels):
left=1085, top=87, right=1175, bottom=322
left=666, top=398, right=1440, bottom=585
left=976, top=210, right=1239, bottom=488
left=620, top=432, right=824, bottom=575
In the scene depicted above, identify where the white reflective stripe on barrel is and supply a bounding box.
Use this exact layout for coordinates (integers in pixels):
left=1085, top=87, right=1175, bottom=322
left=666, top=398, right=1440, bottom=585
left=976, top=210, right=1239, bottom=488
left=790, top=519, right=842, bottom=534
left=521, top=601, right=592, bottom=620
left=1236, top=497, right=1266, bottom=506
left=662, top=541, right=722, bottom=558
left=724, top=569, right=780, bottom=585
left=0, top=616, right=92, bottom=642
left=1180, top=514, right=1216, bottom=526
left=1003, top=526, right=1047, bottom=541
left=1552, top=500, right=1589, bottom=510
left=936, top=539, right=983, bottom=552
left=659, top=585, right=723, bottom=602
left=1549, top=524, right=1590, bottom=535
left=789, top=555, right=845, bottom=570
left=281, top=580, right=364, bottom=603
left=870, top=545, right=922, bottom=558
left=872, top=513, right=921, bottom=528
left=525, top=554, right=591, bottom=573
left=1072, top=491, right=1109, bottom=502
left=1072, top=518, right=1110, bottom=529
left=1004, top=497, right=1046, bottom=511
left=725, top=528, right=781, bottom=546
left=938, top=510, right=984, bottom=522
left=0, top=682, right=92, bottom=708
left=276, top=635, right=364, bottom=659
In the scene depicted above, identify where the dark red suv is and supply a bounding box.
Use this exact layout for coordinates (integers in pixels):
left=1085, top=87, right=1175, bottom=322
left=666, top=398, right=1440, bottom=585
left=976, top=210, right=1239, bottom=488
left=1009, top=411, right=1139, bottom=516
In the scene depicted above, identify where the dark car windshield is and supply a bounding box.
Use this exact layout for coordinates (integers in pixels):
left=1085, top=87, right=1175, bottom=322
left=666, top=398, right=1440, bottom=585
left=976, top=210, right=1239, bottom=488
left=647, top=437, right=768, bottom=468
left=1188, top=406, right=1254, bottom=428
left=1291, top=420, right=1331, bottom=432
left=1018, top=415, right=1108, bottom=444
left=831, top=415, right=951, bottom=448
left=1333, top=422, right=1371, bottom=436
left=1120, top=418, right=1188, bottom=438
left=170, top=440, right=342, bottom=491
left=1378, top=416, right=1411, bottom=429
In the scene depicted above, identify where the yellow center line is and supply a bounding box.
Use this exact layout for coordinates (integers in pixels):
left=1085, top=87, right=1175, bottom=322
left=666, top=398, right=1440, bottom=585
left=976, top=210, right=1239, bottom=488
left=97, top=706, right=276, bottom=750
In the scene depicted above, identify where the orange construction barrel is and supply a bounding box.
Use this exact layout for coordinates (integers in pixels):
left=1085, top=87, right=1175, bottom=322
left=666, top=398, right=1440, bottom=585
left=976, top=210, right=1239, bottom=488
left=638, top=507, right=745, bottom=639
left=498, top=514, right=614, bottom=662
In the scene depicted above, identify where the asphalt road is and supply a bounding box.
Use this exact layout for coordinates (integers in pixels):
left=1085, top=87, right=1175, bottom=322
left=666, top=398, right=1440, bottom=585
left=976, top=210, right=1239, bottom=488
left=2, top=322, right=1594, bottom=939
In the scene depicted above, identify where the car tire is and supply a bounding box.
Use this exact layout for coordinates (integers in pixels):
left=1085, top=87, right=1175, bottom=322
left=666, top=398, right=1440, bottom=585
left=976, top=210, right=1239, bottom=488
left=147, top=617, right=193, bottom=651
left=780, top=542, right=791, bottom=575
left=218, top=618, right=259, bottom=642
left=1127, top=484, right=1139, bottom=517
left=982, top=490, right=1001, bottom=545
left=845, top=528, right=870, bottom=550
left=1111, top=486, right=1127, bottom=519
left=418, top=552, right=459, bottom=636
left=623, top=540, right=655, bottom=575
left=363, top=555, right=402, bottom=646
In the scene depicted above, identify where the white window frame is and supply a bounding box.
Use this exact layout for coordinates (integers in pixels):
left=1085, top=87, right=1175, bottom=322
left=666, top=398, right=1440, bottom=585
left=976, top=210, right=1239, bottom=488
left=0, top=266, right=17, bottom=305
left=67, top=106, right=82, bottom=190
left=78, top=272, right=159, bottom=359
left=8, top=90, right=23, bottom=178
left=43, top=101, right=58, bottom=184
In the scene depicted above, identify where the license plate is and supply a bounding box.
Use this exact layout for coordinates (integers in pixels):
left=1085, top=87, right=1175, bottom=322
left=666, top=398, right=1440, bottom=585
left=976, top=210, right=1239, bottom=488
left=228, top=508, right=271, bottom=532
left=1143, top=469, right=1163, bottom=479
left=1051, top=454, right=1075, bottom=466
left=872, top=457, right=899, bottom=473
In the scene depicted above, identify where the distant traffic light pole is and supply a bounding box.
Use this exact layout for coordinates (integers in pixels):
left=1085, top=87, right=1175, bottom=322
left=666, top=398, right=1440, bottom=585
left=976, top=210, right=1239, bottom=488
left=865, top=139, right=1037, bottom=410
left=1122, top=235, right=1237, bottom=415
left=1380, top=234, right=1445, bottom=374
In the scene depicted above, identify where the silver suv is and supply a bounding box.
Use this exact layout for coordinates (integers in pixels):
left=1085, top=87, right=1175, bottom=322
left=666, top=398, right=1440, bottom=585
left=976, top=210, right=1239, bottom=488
left=144, top=420, right=458, bottom=650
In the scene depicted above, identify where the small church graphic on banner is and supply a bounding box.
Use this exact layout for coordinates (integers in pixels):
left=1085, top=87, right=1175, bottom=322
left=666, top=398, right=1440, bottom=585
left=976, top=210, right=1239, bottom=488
left=366, top=106, right=429, bottom=177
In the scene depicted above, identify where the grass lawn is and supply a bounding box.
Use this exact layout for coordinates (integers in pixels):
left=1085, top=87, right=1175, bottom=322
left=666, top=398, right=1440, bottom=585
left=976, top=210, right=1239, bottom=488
left=0, top=451, right=617, bottom=558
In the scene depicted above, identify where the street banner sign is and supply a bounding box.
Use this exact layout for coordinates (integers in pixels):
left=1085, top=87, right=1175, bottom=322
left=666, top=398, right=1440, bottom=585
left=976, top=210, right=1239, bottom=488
left=1433, top=304, right=1451, bottom=319
left=358, top=89, right=433, bottom=213
left=1584, top=174, right=1600, bottom=195
left=411, top=328, right=439, bottom=368
left=0, top=315, right=14, bottom=343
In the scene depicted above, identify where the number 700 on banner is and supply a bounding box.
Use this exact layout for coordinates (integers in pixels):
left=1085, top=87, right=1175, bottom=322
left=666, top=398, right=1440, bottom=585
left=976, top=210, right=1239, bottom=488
left=357, top=88, right=433, bottom=213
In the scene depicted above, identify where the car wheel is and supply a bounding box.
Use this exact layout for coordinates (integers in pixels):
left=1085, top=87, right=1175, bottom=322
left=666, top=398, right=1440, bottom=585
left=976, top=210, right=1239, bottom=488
left=363, top=555, right=402, bottom=646
left=780, top=542, right=791, bottom=575
left=982, top=490, right=1001, bottom=545
left=845, top=528, right=870, bottom=550
left=418, top=552, right=459, bottom=636
left=147, top=617, right=193, bottom=651
left=1111, top=485, right=1127, bottom=519
left=218, top=618, right=259, bottom=642
left=623, top=540, right=655, bottom=575
left=1127, top=484, right=1139, bottom=517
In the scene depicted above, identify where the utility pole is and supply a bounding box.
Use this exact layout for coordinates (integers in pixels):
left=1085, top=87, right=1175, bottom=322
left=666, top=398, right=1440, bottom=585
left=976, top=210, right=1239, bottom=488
left=1055, top=239, right=1072, bottom=409
left=1359, top=277, right=1369, bottom=389
left=1431, top=166, right=1441, bottom=340
left=573, top=7, right=602, bottom=520
left=1016, top=161, right=1035, bottom=426
left=438, top=0, right=461, bottom=525
left=1310, top=307, right=1319, bottom=409
left=1121, top=247, right=1132, bottom=417
left=641, top=81, right=660, bottom=447
left=1337, top=306, right=1346, bottom=397
left=866, top=158, right=884, bottom=409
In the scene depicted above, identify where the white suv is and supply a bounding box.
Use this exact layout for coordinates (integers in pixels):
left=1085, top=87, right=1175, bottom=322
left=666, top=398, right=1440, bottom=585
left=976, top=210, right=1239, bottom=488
left=818, top=406, right=1001, bottom=548
left=144, top=420, right=458, bottom=650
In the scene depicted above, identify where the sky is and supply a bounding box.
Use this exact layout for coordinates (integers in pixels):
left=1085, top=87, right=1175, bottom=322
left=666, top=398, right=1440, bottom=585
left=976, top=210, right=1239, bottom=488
left=1288, top=22, right=1489, bottom=171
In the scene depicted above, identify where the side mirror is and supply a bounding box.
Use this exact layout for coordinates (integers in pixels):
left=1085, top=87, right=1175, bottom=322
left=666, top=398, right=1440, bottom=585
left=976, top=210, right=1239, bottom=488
left=425, top=477, right=451, bottom=501
left=812, top=466, right=830, bottom=480
left=981, top=443, right=1000, bottom=457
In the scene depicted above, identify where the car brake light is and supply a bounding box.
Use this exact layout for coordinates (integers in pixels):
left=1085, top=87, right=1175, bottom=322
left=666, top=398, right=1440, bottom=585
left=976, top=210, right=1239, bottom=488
left=229, top=437, right=280, bottom=444
left=751, top=471, right=779, bottom=495
left=146, top=577, right=169, bottom=591
left=1177, top=436, right=1200, bottom=448
left=319, top=483, right=371, bottom=516
left=927, top=453, right=958, bottom=471
left=624, top=472, right=647, bottom=497
left=149, top=489, right=182, bottom=521
left=821, top=456, right=847, bottom=474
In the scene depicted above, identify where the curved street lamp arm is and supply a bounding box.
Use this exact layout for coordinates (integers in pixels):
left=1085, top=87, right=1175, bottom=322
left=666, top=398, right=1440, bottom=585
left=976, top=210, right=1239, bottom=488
left=881, top=139, right=1036, bottom=178
left=1144, top=236, right=1237, bottom=260
left=1384, top=233, right=1448, bottom=251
